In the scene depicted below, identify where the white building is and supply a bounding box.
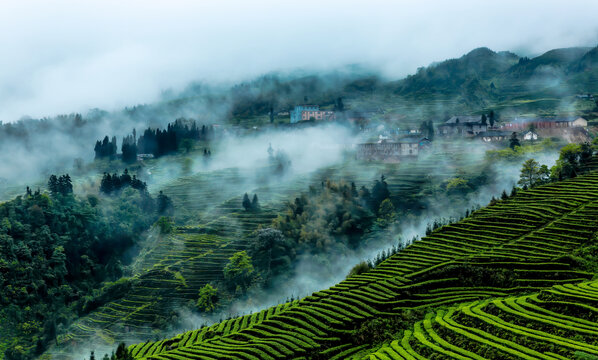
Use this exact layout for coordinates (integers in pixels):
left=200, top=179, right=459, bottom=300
left=522, top=130, right=539, bottom=141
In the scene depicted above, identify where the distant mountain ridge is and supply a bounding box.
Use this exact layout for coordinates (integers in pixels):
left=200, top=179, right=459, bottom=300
left=395, top=46, right=596, bottom=92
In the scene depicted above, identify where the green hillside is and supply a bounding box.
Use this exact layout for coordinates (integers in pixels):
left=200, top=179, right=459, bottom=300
left=129, top=169, right=598, bottom=359
left=44, top=141, right=494, bottom=357
left=366, top=281, right=598, bottom=359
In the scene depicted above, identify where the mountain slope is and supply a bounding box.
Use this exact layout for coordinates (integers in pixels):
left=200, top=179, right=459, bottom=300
left=393, top=47, right=519, bottom=97
left=129, top=169, right=598, bottom=359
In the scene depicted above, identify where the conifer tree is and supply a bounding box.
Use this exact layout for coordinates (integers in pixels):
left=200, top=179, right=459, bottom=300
left=251, top=194, right=259, bottom=210
left=242, top=193, right=251, bottom=211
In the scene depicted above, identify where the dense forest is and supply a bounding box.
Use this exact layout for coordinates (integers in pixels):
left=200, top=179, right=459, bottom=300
left=0, top=173, right=172, bottom=359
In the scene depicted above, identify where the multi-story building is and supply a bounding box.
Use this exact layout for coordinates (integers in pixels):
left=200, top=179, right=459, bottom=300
left=437, top=116, right=489, bottom=137
left=501, top=117, right=587, bottom=130
left=290, top=105, right=335, bottom=123
left=356, top=137, right=429, bottom=162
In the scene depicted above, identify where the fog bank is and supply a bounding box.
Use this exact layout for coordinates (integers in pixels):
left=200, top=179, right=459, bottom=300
left=1, top=0, right=598, bottom=121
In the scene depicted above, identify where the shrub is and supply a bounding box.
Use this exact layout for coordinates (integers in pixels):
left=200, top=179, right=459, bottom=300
left=156, top=216, right=174, bottom=234
left=347, top=261, right=372, bottom=278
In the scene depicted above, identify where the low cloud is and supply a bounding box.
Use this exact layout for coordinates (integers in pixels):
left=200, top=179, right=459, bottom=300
left=1, top=0, right=598, bottom=121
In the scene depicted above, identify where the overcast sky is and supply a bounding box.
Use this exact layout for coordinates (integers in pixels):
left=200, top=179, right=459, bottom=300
left=1, top=0, right=597, bottom=122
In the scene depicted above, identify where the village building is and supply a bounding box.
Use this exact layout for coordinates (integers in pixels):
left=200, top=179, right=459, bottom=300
left=522, top=130, right=539, bottom=141
left=345, top=109, right=382, bottom=128
left=355, top=137, right=429, bottom=162
left=290, top=105, right=335, bottom=123
left=137, top=153, right=155, bottom=161
left=476, top=130, right=511, bottom=142
left=576, top=94, right=595, bottom=100
left=501, top=116, right=587, bottom=130
left=437, top=115, right=488, bottom=137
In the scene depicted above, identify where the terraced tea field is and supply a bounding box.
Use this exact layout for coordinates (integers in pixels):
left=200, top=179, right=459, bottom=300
left=366, top=281, right=598, bottom=359
left=129, top=169, right=598, bottom=359
left=48, top=142, right=517, bottom=357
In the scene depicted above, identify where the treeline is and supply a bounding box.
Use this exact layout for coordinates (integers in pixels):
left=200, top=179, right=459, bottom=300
left=94, top=119, right=216, bottom=163
left=86, top=342, right=131, bottom=360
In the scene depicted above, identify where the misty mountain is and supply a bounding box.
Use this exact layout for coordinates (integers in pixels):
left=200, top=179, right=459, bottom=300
left=151, top=45, right=598, bottom=120
left=375, top=45, right=598, bottom=109
left=392, top=47, right=519, bottom=97
left=507, top=46, right=591, bottom=77
left=2, top=44, right=598, bottom=192
left=577, top=45, right=598, bottom=70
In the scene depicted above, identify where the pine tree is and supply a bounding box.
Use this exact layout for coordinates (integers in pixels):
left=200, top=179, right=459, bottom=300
left=350, top=182, right=358, bottom=197
left=335, top=97, right=344, bottom=112
left=157, top=191, right=173, bottom=215
left=100, top=173, right=113, bottom=194
left=48, top=175, right=58, bottom=194
left=510, top=186, right=518, bottom=197
left=242, top=193, right=251, bottom=211
left=509, top=132, right=521, bottom=149
left=58, top=174, right=73, bottom=195
left=427, top=120, right=434, bottom=140
left=251, top=194, right=259, bottom=210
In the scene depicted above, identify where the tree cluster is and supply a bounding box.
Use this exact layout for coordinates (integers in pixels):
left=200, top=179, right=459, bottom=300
left=242, top=193, right=259, bottom=211
left=100, top=169, right=147, bottom=195
left=518, top=159, right=550, bottom=189
left=249, top=228, right=294, bottom=286
left=222, top=251, right=255, bottom=294
left=121, top=134, right=137, bottom=164
left=550, top=143, right=593, bottom=181
left=517, top=143, right=594, bottom=191
left=136, top=119, right=214, bottom=157
left=94, top=136, right=118, bottom=159
left=272, top=176, right=391, bottom=253
left=94, top=119, right=216, bottom=163
left=47, top=174, right=73, bottom=196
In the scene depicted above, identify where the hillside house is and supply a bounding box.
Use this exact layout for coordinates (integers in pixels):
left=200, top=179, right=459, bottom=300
left=137, top=153, right=154, bottom=161
left=437, top=115, right=488, bottom=137
left=522, top=130, right=539, bottom=141
left=501, top=117, right=587, bottom=130
left=290, top=105, right=335, bottom=123
left=476, top=130, right=511, bottom=142
left=576, top=94, right=595, bottom=100
left=356, top=137, right=428, bottom=162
